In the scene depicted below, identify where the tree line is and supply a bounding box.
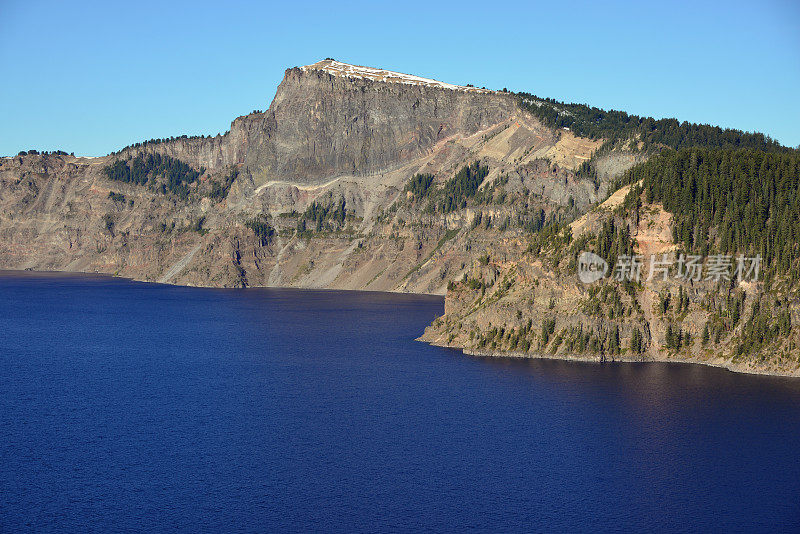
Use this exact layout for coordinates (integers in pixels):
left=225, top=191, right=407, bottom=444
left=438, top=161, right=489, bottom=213
left=103, top=153, right=202, bottom=200
left=624, top=147, right=800, bottom=284
left=17, top=150, right=73, bottom=156
left=516, top=92, right=792, bottom=153
left=112, top=132, right=229, bottom=155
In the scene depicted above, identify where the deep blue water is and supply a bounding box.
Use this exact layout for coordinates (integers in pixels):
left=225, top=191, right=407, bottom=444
left=1, top=272, right=799, bottom=533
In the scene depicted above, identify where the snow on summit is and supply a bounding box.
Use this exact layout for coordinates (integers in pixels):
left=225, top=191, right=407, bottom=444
left=301, top=60, right=493, bottom=93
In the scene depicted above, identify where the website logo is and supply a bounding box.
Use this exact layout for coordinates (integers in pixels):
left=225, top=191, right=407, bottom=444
left=577, top=252, right=608, bottom=284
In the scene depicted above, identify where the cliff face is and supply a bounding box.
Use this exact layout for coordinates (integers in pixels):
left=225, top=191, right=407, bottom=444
left=419, top=186, right=800, bottom=377
left=122, top=60, right=519, bottom=192
left=245, top=64, right=517, bottom=186
left=1, top=59, right=617, bottom=294
left=3, top=59, right=795, bottom=376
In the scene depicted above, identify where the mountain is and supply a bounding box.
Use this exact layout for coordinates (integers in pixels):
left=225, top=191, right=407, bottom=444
left=420, top=147, right=800, bottom=377
left=0, top=59, right=623, bottom=291
left=1, top=59, right=797, bottom=376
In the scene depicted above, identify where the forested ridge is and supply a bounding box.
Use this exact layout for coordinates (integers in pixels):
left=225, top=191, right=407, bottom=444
left=112, top=133, right=224, bottom=155
left=622, top=148, right=800, bottom=285
left=516, top=92, right=792, bottom=153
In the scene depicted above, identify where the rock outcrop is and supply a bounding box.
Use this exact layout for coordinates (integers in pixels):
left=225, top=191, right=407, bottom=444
left=2, top=59, right=796, bottom=377
left=419, top=187, right=800, bottom=377
left=0, top=59, right=614, bottom=294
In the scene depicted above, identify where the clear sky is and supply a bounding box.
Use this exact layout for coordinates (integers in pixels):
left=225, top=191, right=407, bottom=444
left=1, top=0, right=798, bottom=156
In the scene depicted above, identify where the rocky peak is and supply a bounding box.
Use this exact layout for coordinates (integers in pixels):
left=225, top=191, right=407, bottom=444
left=299, top=59, right=494, bottom=94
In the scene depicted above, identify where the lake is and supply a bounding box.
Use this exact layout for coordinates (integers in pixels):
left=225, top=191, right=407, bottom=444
left=1, top=272, right=799, bottom=532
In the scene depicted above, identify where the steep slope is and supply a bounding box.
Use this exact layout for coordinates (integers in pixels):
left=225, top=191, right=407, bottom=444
left=3, top=58, right=797, bottom=376
left=0, top=60, right=623, bottom=293
left=420, top=148, right=800, bottom=377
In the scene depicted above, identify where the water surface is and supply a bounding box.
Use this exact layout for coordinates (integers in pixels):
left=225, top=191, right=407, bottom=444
left=1, top=272, right=799, bottom=532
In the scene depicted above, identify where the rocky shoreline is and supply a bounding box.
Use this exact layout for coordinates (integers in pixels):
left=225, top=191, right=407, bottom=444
left=421, top=338, right=800, bottom=378
left=4, top=60, right=798, bottom=380
left=7, top=267, right=798, bottom=378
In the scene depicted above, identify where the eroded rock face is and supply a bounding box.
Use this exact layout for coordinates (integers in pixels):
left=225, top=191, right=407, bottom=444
left=245, top=67, right=516, bottom=186
left=0, top=60, right=631, bottom=295
left=4, top=60, right=793, bottom=377
left=117, top=64, right=517, bottom=194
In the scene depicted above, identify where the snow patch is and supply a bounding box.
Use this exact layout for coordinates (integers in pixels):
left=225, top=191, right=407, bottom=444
left=301, top=60, right=493, bottom=94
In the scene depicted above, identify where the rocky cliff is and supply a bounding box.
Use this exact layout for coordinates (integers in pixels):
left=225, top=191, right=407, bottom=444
left=0, top=59, right=617, bottom=294
left=419, top=182, right=800, bottom=377
left=114, top=60, right=520, bottom=191
left=7, top=59, right=793, bottom=376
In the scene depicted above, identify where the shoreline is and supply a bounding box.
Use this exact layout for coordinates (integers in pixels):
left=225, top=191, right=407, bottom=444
left=6, top=269, right=798, bottom=379
left=421, top=339, right=800, bottom=379
left=0, top=268, right=445, bottom=298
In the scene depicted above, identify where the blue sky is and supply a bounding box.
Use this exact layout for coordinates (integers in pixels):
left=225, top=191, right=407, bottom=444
left=1, top=0, right=798, bottom=156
